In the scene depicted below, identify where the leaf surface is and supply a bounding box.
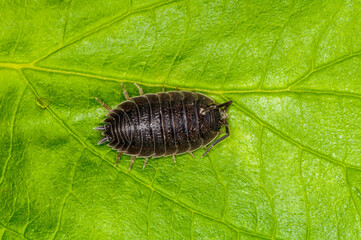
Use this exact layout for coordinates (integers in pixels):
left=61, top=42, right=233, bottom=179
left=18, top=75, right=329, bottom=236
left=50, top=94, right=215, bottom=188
left=1, top=0, right=361, bottom=239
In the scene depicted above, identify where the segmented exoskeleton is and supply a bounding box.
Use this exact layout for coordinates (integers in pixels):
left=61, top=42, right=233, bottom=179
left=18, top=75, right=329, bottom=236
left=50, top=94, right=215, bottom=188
left=95, top=83, right=232, bottom=170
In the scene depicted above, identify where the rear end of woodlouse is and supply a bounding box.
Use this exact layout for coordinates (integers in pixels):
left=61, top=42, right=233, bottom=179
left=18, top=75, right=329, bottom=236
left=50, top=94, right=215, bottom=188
left=95, top=83, right=232, bottom=171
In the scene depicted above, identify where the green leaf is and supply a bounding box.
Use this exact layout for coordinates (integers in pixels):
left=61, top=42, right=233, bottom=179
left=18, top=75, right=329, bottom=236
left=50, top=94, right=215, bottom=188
left=1, top=0, right=361, bottom=239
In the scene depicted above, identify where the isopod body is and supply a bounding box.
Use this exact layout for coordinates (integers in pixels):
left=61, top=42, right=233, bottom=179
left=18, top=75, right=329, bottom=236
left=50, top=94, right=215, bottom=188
left=95, top=84, right=232, bottom=170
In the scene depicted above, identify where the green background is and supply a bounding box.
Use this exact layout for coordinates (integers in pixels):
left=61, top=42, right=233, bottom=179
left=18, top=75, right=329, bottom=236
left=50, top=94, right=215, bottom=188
left=1, top=0, right=361, bottom=239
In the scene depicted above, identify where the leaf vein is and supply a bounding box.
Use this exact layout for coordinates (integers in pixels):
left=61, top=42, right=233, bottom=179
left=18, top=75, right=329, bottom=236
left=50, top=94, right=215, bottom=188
left=222, top=22, right=248, bottom=88
left=33, top=0, right=184, bottom=65
left=345, top=168, right=361, bottom=229
left=298, top=150, right=311, bottom=240
left=146, top=190, right=153, bottom=239
left=140, top=9, right=158, bottom=79
left=0, top=85, right=26, bottom=185
left=62, top=0, right=73, bottom=44
left=310, top=0, right=343, bottom=69
left=164, top=0, right=190, bottom=86
left=220, top=95, right=361, bottom=172
left=207, top=154, right=227, bottom=219
left=258, top=2, right=295, bottom=89
left=287, top=50, right=361, bottom=89
left=0, top=222, right=29, bottom=240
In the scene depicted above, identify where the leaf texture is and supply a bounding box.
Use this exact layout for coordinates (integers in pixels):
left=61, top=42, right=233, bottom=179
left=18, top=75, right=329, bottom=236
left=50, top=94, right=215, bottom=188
left=1, top=0, right=361, bottom=239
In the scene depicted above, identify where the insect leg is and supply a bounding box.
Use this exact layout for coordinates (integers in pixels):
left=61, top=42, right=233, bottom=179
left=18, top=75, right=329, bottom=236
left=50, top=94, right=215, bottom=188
left=173, top=154, right=176, bottom=163
left=115, top=152, right=122, bottom=167
left=95, top=97, right=111, bottom=111
left=202, top=121, right=230, bottom=157
left=162, top=85, right=165, bottom=92
left=121, top=83, right=130, bottom=100
left=97, top=137, right=108, bottom=145
left=129, top=156, right=135, bottom=171
left=143, top=157, right=149, bottom=169
left=134, top=83, right=144, bottom=95
left=189, top=152, right=195, bottom=158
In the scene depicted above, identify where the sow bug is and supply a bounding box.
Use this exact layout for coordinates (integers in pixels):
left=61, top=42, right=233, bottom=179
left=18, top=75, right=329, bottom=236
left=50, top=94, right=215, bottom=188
left=95, top=83, right=232, bottom=171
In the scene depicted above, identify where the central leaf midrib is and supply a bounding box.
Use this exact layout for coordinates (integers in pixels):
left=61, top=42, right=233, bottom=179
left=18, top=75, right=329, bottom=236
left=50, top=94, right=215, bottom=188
left=2, top=61, right=361, bottom=101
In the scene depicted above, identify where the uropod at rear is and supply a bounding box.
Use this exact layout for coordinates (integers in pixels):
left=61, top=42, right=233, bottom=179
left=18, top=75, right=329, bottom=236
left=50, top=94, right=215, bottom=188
left=95, top=83, right=232, bottom=171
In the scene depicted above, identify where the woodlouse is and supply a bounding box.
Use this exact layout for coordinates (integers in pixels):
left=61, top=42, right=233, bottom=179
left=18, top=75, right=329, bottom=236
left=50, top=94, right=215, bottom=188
left=95, top=83, right=232, bottom=170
